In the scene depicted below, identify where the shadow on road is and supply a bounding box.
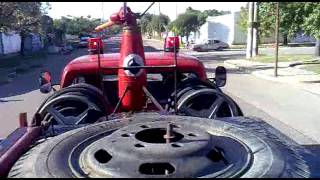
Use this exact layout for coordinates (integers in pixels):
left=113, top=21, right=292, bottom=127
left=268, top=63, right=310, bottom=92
left=0, top=48, right=88, bottom=98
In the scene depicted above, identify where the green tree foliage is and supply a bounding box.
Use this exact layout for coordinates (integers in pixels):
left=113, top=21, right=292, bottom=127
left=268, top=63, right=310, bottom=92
left=139, top=13, right=153, bottom=35
left=169, top=7, right=230, bottom=42
left=169, top=12, right=199, bottom=42
left=53, top=16, right=101, bottom=36
left=107, top=24, right=121, bottom=35
left=0, top=2, right=49, bottom=33
left=186, top=7, right=230, bottom=27
left=238, top=2, right=306, bottom=44
left=139, top=13, right=170, bottom=37
left=302, top=2, right=320, bottom=39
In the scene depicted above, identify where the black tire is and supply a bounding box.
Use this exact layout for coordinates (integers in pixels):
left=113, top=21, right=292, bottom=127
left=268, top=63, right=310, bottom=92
left=40, top=93, right=105, bottom=125
left=33, top=83, right=112, bottom=125
left=8, top=114, right=313, bottom=178
left=166, top=77, right=243, bottom=116
left=37, top=83, right=110, bottom=113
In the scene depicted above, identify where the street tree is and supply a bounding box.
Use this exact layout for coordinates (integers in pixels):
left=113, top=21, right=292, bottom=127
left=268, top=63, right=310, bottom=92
left=150, top=13, right=170, bottom=38
left=302, top=2, right=320, bottom=56
left=139, top=13, right=153, bottom=35
left=139, top=13, right=170, bottom=38
left=53, top=16, right=101, bottom=36
left=0, top=2, right=48, bottom=33
left=169, top=12, right=199, bottom=43
left=238, top=2, right=305, bottom=45
left=186, top=7, right=230, bottom=26
left=176, top=7, right=230, bottom=42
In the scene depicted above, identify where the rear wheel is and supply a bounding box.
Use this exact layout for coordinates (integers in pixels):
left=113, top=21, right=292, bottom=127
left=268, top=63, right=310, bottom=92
left=35, top=83, right=111, bottom=126
left=9, top=113, right=312, bottom=178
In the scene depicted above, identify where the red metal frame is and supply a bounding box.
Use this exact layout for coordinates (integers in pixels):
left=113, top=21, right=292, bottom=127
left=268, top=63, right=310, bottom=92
left=0, top=126, right=42, bottom=177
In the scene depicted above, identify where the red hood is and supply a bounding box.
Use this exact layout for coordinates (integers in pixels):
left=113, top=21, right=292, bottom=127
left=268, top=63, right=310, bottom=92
left=60, top=52, right=207, bottom=87
left=69, top=52, right=199, bottom=64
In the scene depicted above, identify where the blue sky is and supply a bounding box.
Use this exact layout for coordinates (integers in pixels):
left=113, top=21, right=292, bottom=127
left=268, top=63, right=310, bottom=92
left=48, top=2, right=247, bottom=21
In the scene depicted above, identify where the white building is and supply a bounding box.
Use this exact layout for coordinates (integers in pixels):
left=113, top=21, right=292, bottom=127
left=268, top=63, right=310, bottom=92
left=196, top=12, right=246, bottom=45
left=196, top=12, right=315, bottom=45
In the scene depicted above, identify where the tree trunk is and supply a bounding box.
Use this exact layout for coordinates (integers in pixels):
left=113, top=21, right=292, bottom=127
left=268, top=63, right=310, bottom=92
left=20, top=32, right=25, bottom=56
left=283, top=34, right=288, bottom=46
left=186, top=34, right=189, bottom=44
left=315, top=39, right=320, bottom=56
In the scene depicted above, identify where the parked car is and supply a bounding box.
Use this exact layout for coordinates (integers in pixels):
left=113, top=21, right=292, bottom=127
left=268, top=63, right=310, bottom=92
left=78, top=36, right=91, bottom=48
left=192, top=39, right=229, bottom=52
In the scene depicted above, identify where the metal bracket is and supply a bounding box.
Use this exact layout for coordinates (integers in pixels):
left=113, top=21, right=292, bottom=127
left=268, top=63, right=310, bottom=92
left=111, top=86, right=129, bottom=115
left=142, top=86, right=167, bottom=114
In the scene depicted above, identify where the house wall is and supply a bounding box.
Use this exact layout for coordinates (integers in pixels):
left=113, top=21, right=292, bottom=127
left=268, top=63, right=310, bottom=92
left=22, top=33, right=42, bottom=55
left=198, top=12, right=314, bottom=45
left=290, top=33, right=316, bottom=43
left=1, top=32, right=21, bottom=54
left=207, top=14, right=235, bottom=45
left=0, top=36, right=3, bottom=54
left=197, top=22, right=209, bottom=43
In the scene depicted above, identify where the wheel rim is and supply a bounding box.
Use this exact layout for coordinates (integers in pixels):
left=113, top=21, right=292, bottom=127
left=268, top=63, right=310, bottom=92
left=177, top=88, right=240, bottom=119
left=68, top=120, right=254, bottom=178
left=39, top=94, right=101, bottom=125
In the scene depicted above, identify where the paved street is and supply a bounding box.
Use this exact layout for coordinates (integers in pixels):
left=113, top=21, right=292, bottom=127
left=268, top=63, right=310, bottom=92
left=0, top=37, right=319, bottom=148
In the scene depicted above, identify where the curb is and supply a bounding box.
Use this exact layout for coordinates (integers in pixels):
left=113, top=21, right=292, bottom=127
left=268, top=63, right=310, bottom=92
left=224, top=60, right=320, bottom=96
left=223, top=61, right=240, bottom=70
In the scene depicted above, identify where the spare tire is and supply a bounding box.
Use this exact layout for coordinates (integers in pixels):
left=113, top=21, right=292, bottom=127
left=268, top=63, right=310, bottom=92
left=8, top=114, right=313, bottom=178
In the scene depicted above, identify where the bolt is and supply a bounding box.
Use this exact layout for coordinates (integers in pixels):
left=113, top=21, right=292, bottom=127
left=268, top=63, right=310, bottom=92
left=163, top=122, right=175, bottom=143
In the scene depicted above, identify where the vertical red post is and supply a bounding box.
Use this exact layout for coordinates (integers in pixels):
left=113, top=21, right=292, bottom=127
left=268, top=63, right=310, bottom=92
left=117, top=7, right=147, bottom=111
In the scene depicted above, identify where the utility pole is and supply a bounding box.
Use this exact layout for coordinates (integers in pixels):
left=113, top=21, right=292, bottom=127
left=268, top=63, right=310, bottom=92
left=101, top=2, right=104, bottom=22
left=252, top=2, right=259, bottom=56
left=274, top=2, right=280, bottom=77
left=158, top=2, right=161, bottom=39
left=101, top=2, right=104, bottom=36
left=246, top=2, right=254, bottom=59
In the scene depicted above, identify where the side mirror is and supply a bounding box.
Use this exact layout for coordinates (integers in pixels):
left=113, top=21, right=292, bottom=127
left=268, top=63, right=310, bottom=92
left=215, top=66, right=227, bottom=87
left=39, top=71, right=52, bottom=93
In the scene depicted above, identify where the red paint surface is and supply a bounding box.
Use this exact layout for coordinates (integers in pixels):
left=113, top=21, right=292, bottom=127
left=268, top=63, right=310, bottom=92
left=60, top=52, right=207, bottom=88
left=118, top=29, right=147, bottom=111
left=0, top=127, right=42, bottom=177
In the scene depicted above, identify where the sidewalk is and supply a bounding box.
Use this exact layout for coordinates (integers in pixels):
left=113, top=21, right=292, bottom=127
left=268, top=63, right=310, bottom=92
left=224, top=59, right=320, bottom=96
